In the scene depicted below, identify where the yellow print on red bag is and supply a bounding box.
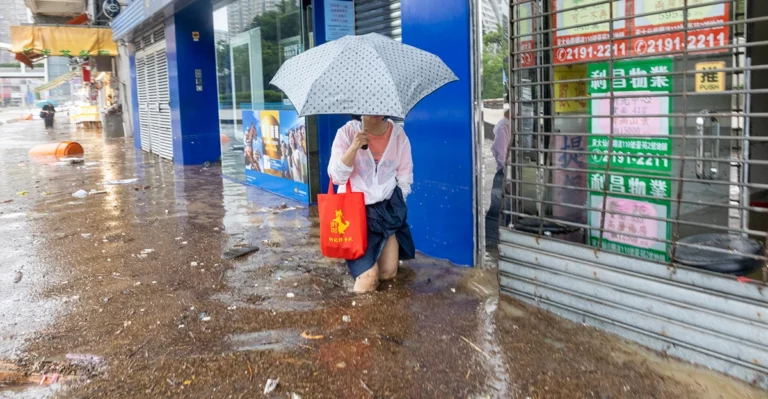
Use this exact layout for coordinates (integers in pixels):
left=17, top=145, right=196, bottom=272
left=331, top=209, right=351, bottom=235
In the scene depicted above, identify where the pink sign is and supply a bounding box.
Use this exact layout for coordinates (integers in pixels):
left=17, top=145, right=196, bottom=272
left=603, top=196, right=658, bottom=249
left=592, top=94, right=668, bottom=136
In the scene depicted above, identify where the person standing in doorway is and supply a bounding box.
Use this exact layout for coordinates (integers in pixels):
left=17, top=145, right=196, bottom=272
left=486, top=108, right=511, bottom=251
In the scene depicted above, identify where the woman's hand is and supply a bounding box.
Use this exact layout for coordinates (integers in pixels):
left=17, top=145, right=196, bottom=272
left=351, top=131, right=369, bottom=151
left=341, top=131, right=368, bottom=167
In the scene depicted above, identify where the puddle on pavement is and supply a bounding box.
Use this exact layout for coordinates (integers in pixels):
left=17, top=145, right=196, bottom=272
left=228, top=328, right=303, bottom=352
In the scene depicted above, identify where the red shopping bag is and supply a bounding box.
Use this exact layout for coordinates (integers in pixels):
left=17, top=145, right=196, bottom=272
left=318, top=181, right=367, bottom=259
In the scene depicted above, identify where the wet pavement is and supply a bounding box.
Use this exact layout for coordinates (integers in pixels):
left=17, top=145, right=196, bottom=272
left=1, top=116, right=767, bottom=398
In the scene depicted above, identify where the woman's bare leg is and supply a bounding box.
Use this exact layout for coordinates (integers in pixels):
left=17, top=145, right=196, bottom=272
left=353, top=264, right=379, bottom=293
left=377, top=236, right=399, bottom=281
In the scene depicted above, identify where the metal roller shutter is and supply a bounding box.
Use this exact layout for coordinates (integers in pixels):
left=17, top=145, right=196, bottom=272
left=502, top=0, right=768, bottom=388
left=133, top=25, right=172, bottom=160
left=354, top=0, right=401, bottom=41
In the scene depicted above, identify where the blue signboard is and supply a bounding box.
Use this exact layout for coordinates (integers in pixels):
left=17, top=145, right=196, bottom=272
left=244, top=110, right=309, bottom=203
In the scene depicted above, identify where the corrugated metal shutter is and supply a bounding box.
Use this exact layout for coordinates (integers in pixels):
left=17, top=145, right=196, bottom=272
left=354, top=0, right=401, bottom=41
left=135, top=54, right=151, bottom=153
left=133, top=25, right=172, bottom=160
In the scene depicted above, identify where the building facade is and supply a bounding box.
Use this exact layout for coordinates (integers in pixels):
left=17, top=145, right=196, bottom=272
left=226, top=0, right=283, bottom=35
left=0, top=0, right=28, bottom=63
left=480, top=0, right=506, bottom=34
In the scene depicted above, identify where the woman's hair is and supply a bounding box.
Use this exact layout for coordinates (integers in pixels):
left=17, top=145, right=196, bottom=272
left=351, top=115, right=400, bottom=122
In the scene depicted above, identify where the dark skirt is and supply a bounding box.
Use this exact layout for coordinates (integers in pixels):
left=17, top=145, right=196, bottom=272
left=346, top=186, right=416, bottom=279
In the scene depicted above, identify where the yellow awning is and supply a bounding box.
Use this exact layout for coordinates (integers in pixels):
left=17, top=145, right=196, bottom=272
left=34, top=69, right=80, bottom=93
left=10, top=26, right=117, bottom=58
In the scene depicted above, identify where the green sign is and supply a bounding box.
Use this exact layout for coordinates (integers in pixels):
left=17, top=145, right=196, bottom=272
left=587, top=172, right=672, bottom=262
left=587, top=58, right=674, bottom=261
left=588, top=58, right=673, bottom=175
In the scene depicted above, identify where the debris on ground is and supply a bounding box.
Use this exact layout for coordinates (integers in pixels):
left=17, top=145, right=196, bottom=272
left=460, top=336, right=490, bottom=360
left=286, top=293, right=295, bottom=298
left=342, top=315, right=351, bottom=323
left=81, top=233, right=92, bottom=239
left=221, top=245, right=260, bottom=260
left=263, top=378, right=279, bottom=394
left=300, top=331, right=324, bottom=340
left=16, top=191, right=28, bottom=196
left=88, top=189, right=107, bottom=196
left=72, top=190, right=88, bottom=198
left=101, top=178, right=139, bottom=185
left=58, top=157, right=84, bottom=165
left=199, top=312, right=211, bottom=322
left=64, top=353, right=105, bottom=370
left=13, top=271, right=23, bottom=284
left=360, top=379, right=375, bottom=396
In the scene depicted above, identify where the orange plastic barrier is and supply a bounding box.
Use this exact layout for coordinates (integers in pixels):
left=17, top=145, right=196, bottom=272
left=28, top=141, right=84, bottom=159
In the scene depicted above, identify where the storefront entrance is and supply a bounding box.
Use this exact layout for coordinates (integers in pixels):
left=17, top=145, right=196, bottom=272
left=500, top=0, right=768, bottom=387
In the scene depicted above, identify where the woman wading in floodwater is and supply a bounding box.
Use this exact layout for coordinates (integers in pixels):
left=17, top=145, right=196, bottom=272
left=329, top=115, right=415, bottom=293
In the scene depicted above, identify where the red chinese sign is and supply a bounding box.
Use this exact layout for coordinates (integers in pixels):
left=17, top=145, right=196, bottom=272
left=629, top=0, right=730, bottom=56
left=551, top=0, right=730, bottom=64
left=514, top=0, right=535, bottom=68
left=551, top=0, right=629, bottom=64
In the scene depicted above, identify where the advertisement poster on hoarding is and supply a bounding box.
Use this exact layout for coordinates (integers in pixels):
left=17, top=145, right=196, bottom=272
left=551, top=0, right=628, bottom=64
left=587, top=57, right=673, bottom=261
left=631, top=0, right=730, bottom=56
left=514, top=0, right=535, bottom=68
left=243, top=110, right=309, bottom=203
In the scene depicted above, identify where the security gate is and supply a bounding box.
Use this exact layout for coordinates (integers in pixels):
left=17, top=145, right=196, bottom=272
left=134, top=25, right=173, bottom=160
left=355, top=0, right=401, bottom=41
left=501, top=0, right=768, bottom=388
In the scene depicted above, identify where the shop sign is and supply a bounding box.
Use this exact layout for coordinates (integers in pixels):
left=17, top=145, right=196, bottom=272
left=551, top=0, right=730, bottom=64
left=551, top=0, right=628, bottom=64
left=587, top=57, right=674, bottom=261
left=631, top=0, right=730, bottom=56
left=554, top=65, right=588, bottom=113
left=587, top=58, right=673, bottom=174
left=587, top=172, right=671, bottom=261
left=514, top=0, right=535, bottom=68
left=695, top=61, right=726, bottom=92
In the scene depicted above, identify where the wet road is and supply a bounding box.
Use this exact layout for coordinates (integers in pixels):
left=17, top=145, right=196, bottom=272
left=1, top=117, right=766, bottom=398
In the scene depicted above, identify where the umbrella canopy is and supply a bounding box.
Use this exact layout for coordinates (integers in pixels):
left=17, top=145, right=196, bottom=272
left=270, top=33, right=457, bottom=118
left=36, top=99, right=59, bottom=108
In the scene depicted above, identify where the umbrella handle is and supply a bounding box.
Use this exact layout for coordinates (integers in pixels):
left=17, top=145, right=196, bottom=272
left=361, top=118, right=368, bottom=151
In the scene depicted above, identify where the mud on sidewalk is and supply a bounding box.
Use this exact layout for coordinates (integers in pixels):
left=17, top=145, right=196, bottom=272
left=0, top=119, right=766, bottom=398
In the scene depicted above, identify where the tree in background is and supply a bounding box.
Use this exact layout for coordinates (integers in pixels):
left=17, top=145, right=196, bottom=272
left=482, top=25, right=508, bottom=100
left=250, top=0, right=300, bottom=103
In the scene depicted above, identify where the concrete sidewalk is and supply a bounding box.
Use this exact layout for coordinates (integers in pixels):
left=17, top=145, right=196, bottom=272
left=0, top=117, right=764, bottom=398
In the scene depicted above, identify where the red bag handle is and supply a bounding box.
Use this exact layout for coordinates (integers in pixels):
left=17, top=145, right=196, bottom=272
left=328, top=180, right=353, bottom=195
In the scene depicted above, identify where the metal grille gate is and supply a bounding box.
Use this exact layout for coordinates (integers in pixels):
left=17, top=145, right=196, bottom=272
left=134, top=25, right=173, bottom=160
left=501, top=0, right=768, bottom=387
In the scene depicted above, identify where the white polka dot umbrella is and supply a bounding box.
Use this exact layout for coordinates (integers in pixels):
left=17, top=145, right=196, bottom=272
left=270, top=33, right=458, bottom=118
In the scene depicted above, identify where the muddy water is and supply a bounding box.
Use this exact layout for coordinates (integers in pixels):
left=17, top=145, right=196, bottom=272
left=0, top=117, right=765, bottom=398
